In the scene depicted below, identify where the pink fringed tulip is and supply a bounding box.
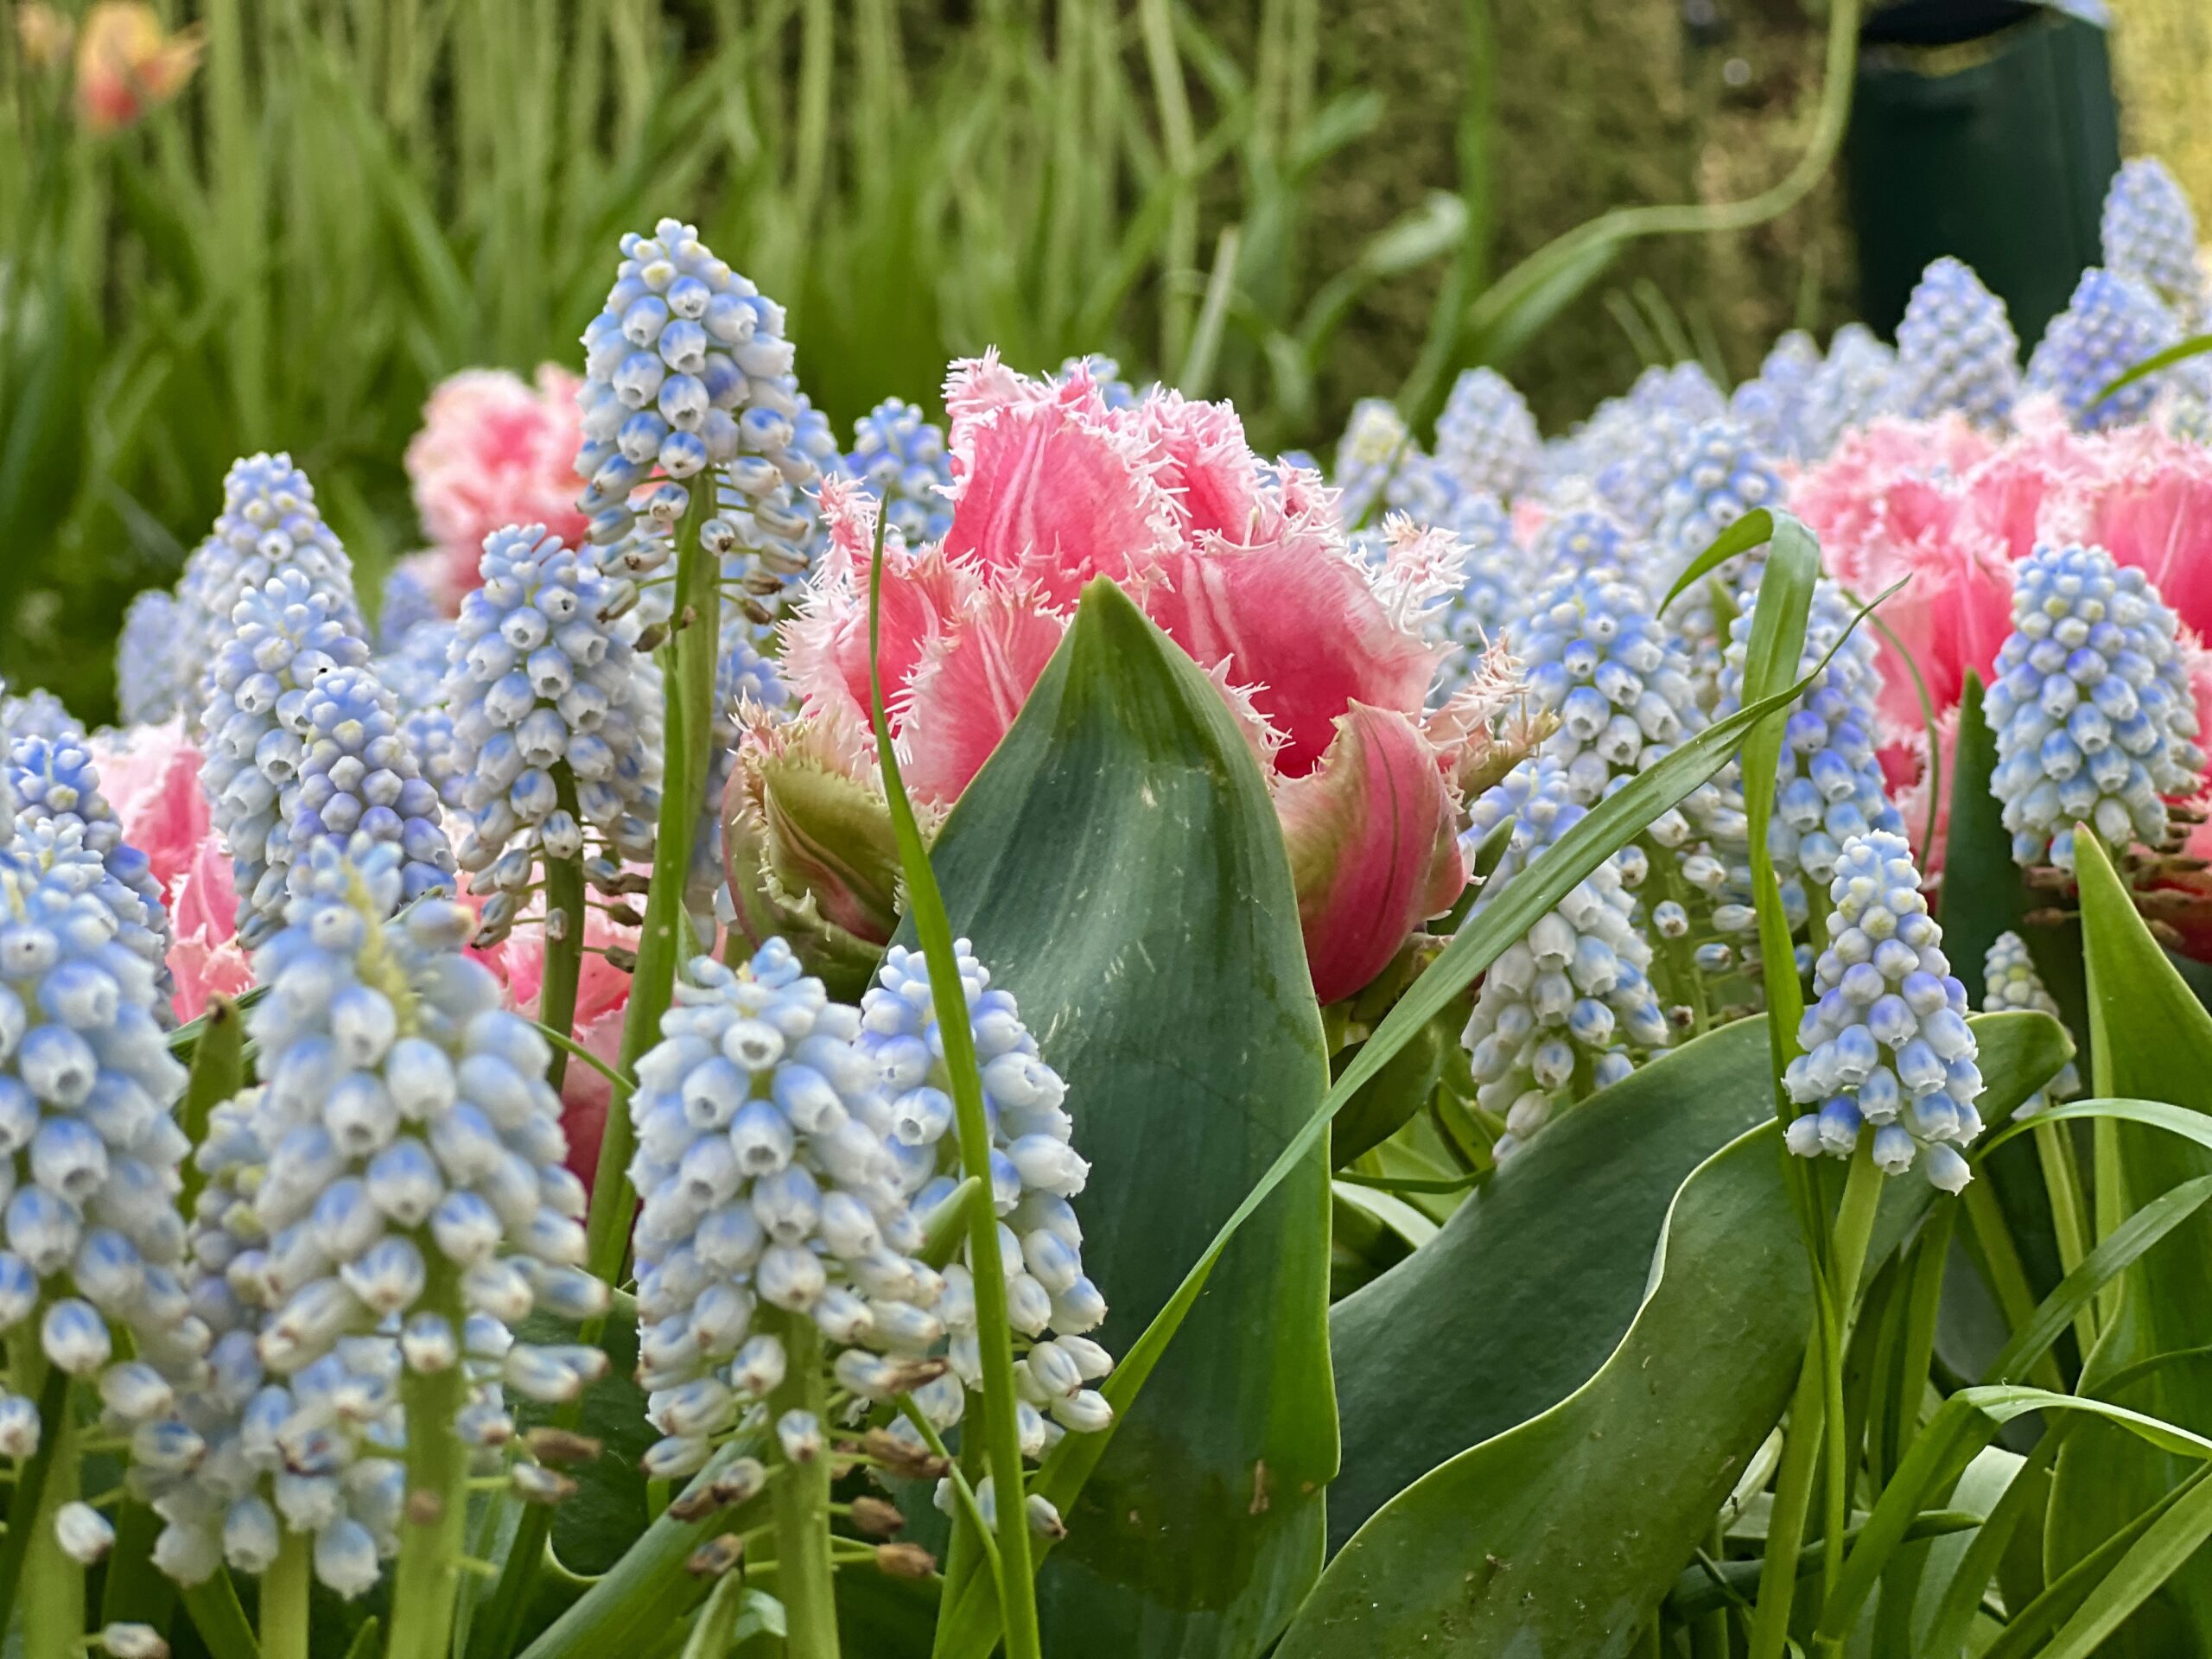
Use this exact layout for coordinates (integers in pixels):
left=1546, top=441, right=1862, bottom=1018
left=404, top=366, right=590, bottom=607
left=772, top=359, right=1503, bottom=1004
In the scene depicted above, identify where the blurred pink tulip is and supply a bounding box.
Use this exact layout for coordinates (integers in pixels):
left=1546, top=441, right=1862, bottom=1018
left=405, top=366, right=590, bottom=607
left=73, top=3, right=200, bottom=133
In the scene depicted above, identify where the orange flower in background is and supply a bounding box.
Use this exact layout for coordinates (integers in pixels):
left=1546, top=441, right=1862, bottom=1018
left=73, top=3, right=200, bottom=133
left=15, top=3, right=73, bottom=68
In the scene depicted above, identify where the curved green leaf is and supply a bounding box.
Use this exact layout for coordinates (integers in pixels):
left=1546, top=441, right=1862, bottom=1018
left=2047, top=834, right=2212, bottom=1656
left=1274, top=1011, right=2068, bottom=1658
left=912, top=581, right=1335, bottom=1659
left=2095, top=333, right=2212, bottom=404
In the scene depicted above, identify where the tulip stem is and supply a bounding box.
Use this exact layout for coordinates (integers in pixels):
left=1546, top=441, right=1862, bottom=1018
left=389, top=1270, right=473, bottom=1659
left=765, top=1310, right=842, bottom=1659
left=263, top=1528, right=312, bottom=1659
left=539, top=764, right=588, bottom=1091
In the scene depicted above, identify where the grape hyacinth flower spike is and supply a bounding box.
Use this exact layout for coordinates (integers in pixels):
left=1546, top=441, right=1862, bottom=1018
left=442, top=524, right=662, bottom=953
left=1985, top=543, right=2203, bottom=870
left=845, top=397, right=956, bottom=546
left=1332, top=398, right=1415, bottom=528
left=0, top=818, right=205, bottom=1611
left=1981, top=931, right=2080, bottom=1116
left=1893, top=256, right=2022, bottom=428
left=1433, top=367, right=1541, bottom=501
left=1784, top=830, right=1983, bottom=1191
left=1459, top=758, right=1674, bottom=1160
left=2025, top=268, right=2186, bottom=431
left=154, top=837, right=608, bottom=1621
left=2101, top=156, right=2209, bottom=327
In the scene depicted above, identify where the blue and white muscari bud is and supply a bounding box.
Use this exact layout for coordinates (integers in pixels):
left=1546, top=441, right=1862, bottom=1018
left=1798, top=323, right=1901, bottom=461
left=198, top=565, right=378, bottom=947
left=2101, top=156, right=2209, bottom=328
left=118, top=590, right=194, bottom=727
left=1505, top=572, right=1706, bottom=806
left=2025, top=268, right=2186, bottom=431
left=860, top=941, right=1114, bottom=1438
left=1532, top=504, right=1638, bottom=587
left=1554, top=361, right=1726, bottom=533
left=1653, top=419, right=1785, bottom=595
left=1984, top=543, right=2203, bottom=868
left=1429, top=492, right=1522, bottom=701
left=1332, top=398, right=1416, bottom=528
left=576, top=218, right=812, bottom=543
left=281, top=667, right=454, bottom=910
left=1894, top=257, right=2023, bottom=429
left=1982, top=931, right=2081, bottom=1116
left=441, top=524, right=662, bottom=940
left=1433, top=367, right=1541, bottom=501
left=0, top=817, right=200, bottom=1434
left=174, top=454, right=365, bottom=721
left=1713, top=576, right=1904, bottom=897
left=629, top=941, right=946, bottom=1480
left=1728, top=331, right=1822, bottom=462
left=844, top=398, right=955, bottom=547
left=7, top=727, right=175, bottom=1014
left=1783, top=830, right=1980, bottom=1190
left=1459, top=758, right=1673, bottom=1160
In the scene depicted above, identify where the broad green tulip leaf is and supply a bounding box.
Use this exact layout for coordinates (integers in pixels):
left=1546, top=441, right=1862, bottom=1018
left=910, top=582, right=1335, bottom=1659
left=1274, top=1011, right=2066, bottom=1658
left=2047, top=835, right=2212, bottom=1656
left=1327, top=1016, right=1776, bottom=1548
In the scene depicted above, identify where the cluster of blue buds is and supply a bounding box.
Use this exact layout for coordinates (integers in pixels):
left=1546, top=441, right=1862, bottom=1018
left=2025, top=268, right=2183, bottom=431
left=1508, top=571, right=1704, bottom=805
left=845, top=398, right=956, bottom=547
left=7, top=724, right=175, bottom=1014
left=1717, top=578, right=1904, bottom=893
left=158, top=1089, right=406, bottom=1594
left=1799, top=324, right=1900, bottom=462
left=1728, top=332, right=1822, bottom=461
left=0, top=819, right=206, bottom=1516
left=1652, top=419, right=1785, bottom=620
left=118, top=590, right=192, bottom=726
left=1783, top=830, right=1981, bottom=1191
left=1460, top=759, right=1673, bottom=1160
left=200, top=568, right=451, bottom=948
left=1332, top=399, right=1415, bottom=528
left=2101, top=156, right=2208, bottom=327
left=1985, top=543, right=2202, bottom=869
left=1893, top=257, right=2022, bottom=428
left=1566, top=364, right=1726, bottom=534
left=1433, top=368, right=1541, bottom=501
left=1532, top=503, right=1637, bottom=586
left=1981, top=931, right=2081, bottom=1116
left=1057, top=353, right=1139, bottom=410
left=442, top=525, right=661, bottom=946
left=376, top=566, right=445, bottom=652
left=626, top=941, right=954, bottom=1482
left=175, top=455, right=364, bottom=719
left=575, top=219, right=817, bottom=546
left=859, top=942, right=1112, bottom=1471
left=1430, top=493, right=1522, bottom=702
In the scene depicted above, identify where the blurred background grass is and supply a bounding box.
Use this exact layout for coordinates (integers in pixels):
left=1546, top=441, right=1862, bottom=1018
left=2, top=0, right=2204, bottom=721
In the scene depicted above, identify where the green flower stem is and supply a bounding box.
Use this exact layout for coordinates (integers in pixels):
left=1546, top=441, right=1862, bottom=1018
left=386, top=1269, right=473, bottom=1659
left=0, top=1344, right=68, bottom=1644
left=1817, top=1143, right=1884, bottom=1605
left=16, top=1343, right=79, bottom=1659
left=539, top=763, right=588, bottom=1090
left=765, top=1310, right=841, bottom=1659
left=588, top=480, right=721, bottom=1287
left=177, top=994, right=244, bottom=1215
left=2035, top=1119, right=2098, bottom=1360
left=262, top=1528, right=312, bottom=1659
left=862, top=512, right=1044, bottom=1659
left=680, top=1573, right=749, bottom=1659
left=1638, top=836, right=1709, bottom=1035
left=1747, top=1347, right=1826, bottom=1659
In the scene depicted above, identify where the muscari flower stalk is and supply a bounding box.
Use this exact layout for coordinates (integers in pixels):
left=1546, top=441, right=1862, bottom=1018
left=1784, top=830, right=1983, bottom=1191
left=1460, top=757, right=1674, bottom=1161
left=1894, top=257, right=2023, bottom=428
left=2025, top=267, right=2184, bottom=431
left=118, top=590, right=193, bottom=726
left=200, top=569, right=452, bottom=949
left=156, top=838, right=608, bottom=1622
left=845, top=398, right=955, bottom=547
left=1652, top=418, right=1785, bottom=624
left=574, top=218, right=812, bottom=549
left=1728, top=330, right=1822, bottom=462
left=1985, top=542, right=2203, bottom=870
left=1433, top=367, right=1541, bottom=501
left=1799, top=323, right=1900, bottom=461
left=0, top=817, right=207, bottom=1631
left=1982, top=931, right=2081, bottom=1116
left=2101, top=156, right=2209, bottom=327
left=442, top=524, right=661, bottom=954
left=7, top=726, right=175, bottom=1015
left=1332, top=398, right=1416, bottom=528
left=175, top=455, right=365, bottom=721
